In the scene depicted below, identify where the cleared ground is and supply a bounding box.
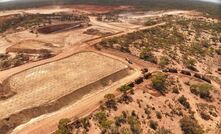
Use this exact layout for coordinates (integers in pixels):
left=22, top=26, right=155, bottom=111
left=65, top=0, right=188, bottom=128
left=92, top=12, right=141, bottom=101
left=0, top=51, right=128, bottom=120
left=6, top=39, right=60, bottom=54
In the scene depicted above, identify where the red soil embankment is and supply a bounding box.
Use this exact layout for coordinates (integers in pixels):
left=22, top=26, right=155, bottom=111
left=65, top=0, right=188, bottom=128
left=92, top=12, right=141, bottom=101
left=37, top=22, right=83, bottom=34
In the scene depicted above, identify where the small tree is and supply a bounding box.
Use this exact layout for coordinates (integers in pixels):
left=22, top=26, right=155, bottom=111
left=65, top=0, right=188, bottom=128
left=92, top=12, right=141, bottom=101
left=140, top=48, right=157, bottom=64
left=178, top=95, right=190, bottom=109
left=119, top=84, right=132, bottom=93
left=149, top=120, right=158, bottom=130
left=104, top=94, right=117, bottom=110
left=56, top=118, right=71, bottom=134
left=94, top=111, right=113, bottom=129
left=128, top=115, right=141, bottom=134
left=104, top=94, right=115, bottom=100
left=140, top=51, right=158, bottom=64
left=156, top=111, right=162, bottom=119
left=159, top=56, right=170, bottom=68
left=151, top=73, right=167, bottom=94
left=115, top=115, right=126, bottom=127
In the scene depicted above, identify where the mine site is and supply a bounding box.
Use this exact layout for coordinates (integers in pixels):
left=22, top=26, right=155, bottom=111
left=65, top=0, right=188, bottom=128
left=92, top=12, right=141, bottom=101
left=0, top=1, right=221, bottom=134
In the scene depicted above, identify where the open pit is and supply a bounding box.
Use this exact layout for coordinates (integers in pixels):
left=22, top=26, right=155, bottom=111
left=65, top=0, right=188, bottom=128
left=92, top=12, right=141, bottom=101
left=0, top=51, right=131, bottom=134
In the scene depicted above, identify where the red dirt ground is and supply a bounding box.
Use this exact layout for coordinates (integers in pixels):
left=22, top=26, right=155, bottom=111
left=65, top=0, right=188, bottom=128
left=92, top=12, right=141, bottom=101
left=66, top=4, right=133, bottom=14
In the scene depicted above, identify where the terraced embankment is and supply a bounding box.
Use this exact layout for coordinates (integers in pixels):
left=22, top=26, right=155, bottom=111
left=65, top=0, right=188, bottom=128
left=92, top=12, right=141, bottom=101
left=0, top=51, right=132, bottom=134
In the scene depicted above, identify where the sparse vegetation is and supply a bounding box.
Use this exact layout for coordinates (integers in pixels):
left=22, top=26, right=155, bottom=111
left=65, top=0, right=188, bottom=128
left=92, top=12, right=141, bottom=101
left=55, top=118, right=71, bottom=134
left=140, top=49, right=157, bottom=64
left=99, top=14, right=221, bottom=74
left=159, top=56, right=170, bottom=68
left=115, top=115, right=126, bottom=127
left=104, top=94, right=118, bottom=110
left=0, top=13, right=89, bottom=33
left=151, top=73, right=167, bottom=94
left=119, top=84, right=132, bottom=93
left=149, top=120, right=158, bottom=130
left=156, top=111, right=162, bottom=119
left=2, top=5, right=221, bottom=134
left=180, top=116, right=204, bottom=134
left=94, top=111, right=113, bottom=129
left=0, top=52, right=54, bottom=71
left=172, top=87, right=179, bottom=94
left=178, top=95, right=190, bottom=109
left=183, top=57, right=198, bottom=72
left=118, top=93, right=133, bottom=104
left=190, top=83, right=212, bottom=100
left=128, top=113, right=142, bottom=134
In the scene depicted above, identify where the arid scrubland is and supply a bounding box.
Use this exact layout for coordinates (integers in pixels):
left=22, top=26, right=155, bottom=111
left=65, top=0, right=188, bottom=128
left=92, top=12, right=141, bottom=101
left=0, top=4, right=220, bottom=134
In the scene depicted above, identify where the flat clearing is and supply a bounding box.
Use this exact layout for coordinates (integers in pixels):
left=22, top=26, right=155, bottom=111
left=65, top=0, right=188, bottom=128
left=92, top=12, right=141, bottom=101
left=0, top=17, right=121, bottom=54
left=0, top=4, right=132, bottom=17
left=0, top=51, right=128, bottom=120
left=0, top=7, right=72, bottom=17
left=64, top=4, right=132, bottom=14
left=6, top=39, right=60, bottom=54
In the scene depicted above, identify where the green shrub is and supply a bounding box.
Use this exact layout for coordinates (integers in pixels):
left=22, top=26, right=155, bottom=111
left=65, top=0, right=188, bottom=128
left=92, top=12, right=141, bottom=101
left=144, top=107, right=151, bottom=119
left=149, top=120, right=158, bottom=130
left=104, top=96, right=118, bottom=110
left=80, top=117, right=90, bottom=130
left=56, top=118, right=71, bottom=134
left=159, top=56, right=170, bottom=68
left=104, top=94, right=115, bottom=100
left=190, top=84, right=212, bottom=100
left=94, top=111, right=113, bottom=129
left=180, top=116, right=204, bottom=134
left=128, top=115, right=141, bottom=134
left=119, top=85, right=132, bottom=93
left=156, top=111, right=162, bottom=119
left=119, top=93, right=133, bottom=104
left=100, top=119, right=113, bottom=129
left=178, top=95, right=190, bottom=109
left=115, top=115, right=126, bottom=126
left=104, top=94, right=117, bottom=110
left=183, top=57, right=196, bottom=67
left=140, top=50, right=157, bottom=64
left=151, top=73, right=167, bottom=93
left=172, top=87, right=179, bottom=94
left=94, top=111, right=107, bottom=122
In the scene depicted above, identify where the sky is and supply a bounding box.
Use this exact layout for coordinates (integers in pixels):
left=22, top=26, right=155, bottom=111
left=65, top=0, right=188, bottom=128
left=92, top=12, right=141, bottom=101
left=0, top=0, right=220, bottom=4
left=0, top=0, right=13, bottom=2
left=198, top=0, right=221, bottom=3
